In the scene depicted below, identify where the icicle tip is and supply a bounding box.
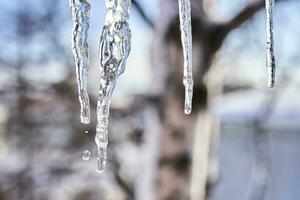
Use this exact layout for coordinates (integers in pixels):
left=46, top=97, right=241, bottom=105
left=97, top=168, right=105, bottom=174
left=96, top=159, right=106, bottom=174
left=268, top=80, right=275, bottom=88
left=184, top=106, right=192, bottom=115
left=80, top=104, right=90, bottom=124
left=81, top=116, right=90, bottom=124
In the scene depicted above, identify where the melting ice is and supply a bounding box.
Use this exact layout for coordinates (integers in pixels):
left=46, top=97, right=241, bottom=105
left=96, top=0, right=132, bottom=173
left=178, top=0, right=194, bottom=114
left=265, top=0, right=276, bottom=88
left=70, top=0, right=91, bottom=123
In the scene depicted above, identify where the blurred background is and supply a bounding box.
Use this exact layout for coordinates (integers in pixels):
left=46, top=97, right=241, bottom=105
left=0, top=0, right=300, bottom=199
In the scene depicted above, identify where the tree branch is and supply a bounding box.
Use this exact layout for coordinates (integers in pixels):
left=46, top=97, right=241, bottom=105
left=132, top=0, right=154, bottom=28
left=225, top=0, right=265, bottom=31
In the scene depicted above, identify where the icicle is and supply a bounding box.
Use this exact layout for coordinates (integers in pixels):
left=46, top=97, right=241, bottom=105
left=178, top=0, right=194, bottom=115
left=266, top=0, right=276, bottom=88
left=70, top=0, right=91, bottom=124
left=96, top=0, right=131, bottom=173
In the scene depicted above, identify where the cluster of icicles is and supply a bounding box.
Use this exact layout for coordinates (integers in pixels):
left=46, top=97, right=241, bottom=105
left=70, top=0, right=276, bottom=172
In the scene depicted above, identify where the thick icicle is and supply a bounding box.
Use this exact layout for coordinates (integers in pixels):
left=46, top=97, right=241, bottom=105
left=96, top=0, right=131, bottom=173
left=70, top=0, right=91, bottom=124
left=266, top=0, right=276, bottom=88
left=178, top=0, right=194, bottom=115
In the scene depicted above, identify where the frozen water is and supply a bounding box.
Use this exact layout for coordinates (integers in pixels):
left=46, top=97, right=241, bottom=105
left=178, top=0, right=194, bottom=114
left=70, top=0, right=91, bottom=123
left=265, top=0, right=276, bottom=88
left=96, top=0, right=132, bottom=173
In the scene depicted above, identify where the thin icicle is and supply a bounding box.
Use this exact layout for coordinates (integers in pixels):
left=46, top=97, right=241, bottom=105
left=178, top=0, right=193, bottom=115
left=96, top=0, right=131, bottom=173
left=70, top=0, right=91, bottom=124
left=266, top=0, right=276, bottom=88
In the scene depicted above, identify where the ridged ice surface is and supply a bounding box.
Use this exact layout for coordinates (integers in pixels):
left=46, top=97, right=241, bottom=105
left=70, top=0, right=91, bottom=124
left=96, top=0, right=131, bottom=173
left=266, top=0, right=276, bottom=88
left=178, top=0, right=194, bottom=114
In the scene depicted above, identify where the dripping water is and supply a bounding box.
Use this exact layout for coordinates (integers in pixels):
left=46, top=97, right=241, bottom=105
left=178, top=0, right=194, bottom=114
left=96, top=0, right=132, bottom=173
left=82, top=150, right=91, bottom=161
left=266, top=0, right=276, bottom=88
left=70, top=0, right=91, bottom=123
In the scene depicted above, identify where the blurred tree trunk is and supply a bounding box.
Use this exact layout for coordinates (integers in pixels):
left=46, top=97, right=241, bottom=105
left=151, top=0, right=266, bottom=199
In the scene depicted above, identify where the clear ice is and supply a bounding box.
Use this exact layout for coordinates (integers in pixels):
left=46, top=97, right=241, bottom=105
left=70, top=0, right=91, bottom=124
left=178, top=0, right=194, bottom=114
left=96, top=0, right=131, bottom=173
left=266, top=0, right=276, bottom=88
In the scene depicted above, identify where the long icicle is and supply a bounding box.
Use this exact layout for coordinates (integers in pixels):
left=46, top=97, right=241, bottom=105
left=70, top=0, right=91, bottom=124
left=178, top=0, right=194, bottom=115
left=266, top=0, right=276, bottom=88
left=96, top=0, right=131, bottom=173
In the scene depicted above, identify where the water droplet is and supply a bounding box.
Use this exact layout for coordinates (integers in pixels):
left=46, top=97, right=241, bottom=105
left=82, top=150, right=91, bottom=161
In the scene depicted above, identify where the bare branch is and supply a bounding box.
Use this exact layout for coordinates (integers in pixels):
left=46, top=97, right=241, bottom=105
left=132, top=0, right=154, bottom=28
left=225, top=0, right=265, bottom=31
